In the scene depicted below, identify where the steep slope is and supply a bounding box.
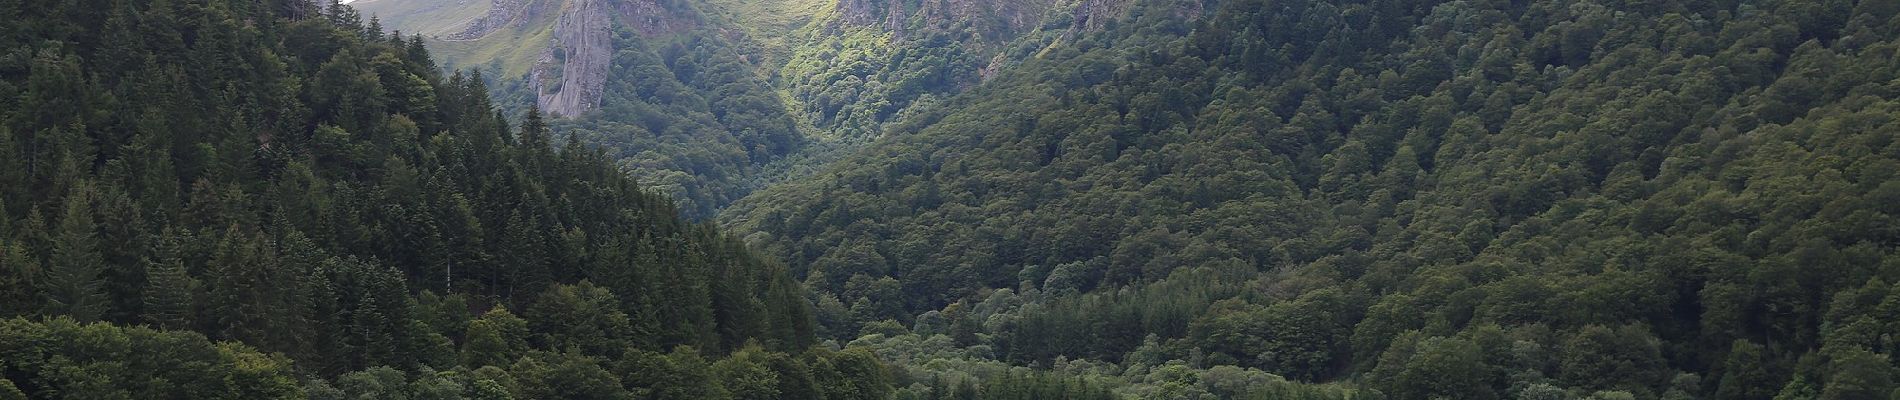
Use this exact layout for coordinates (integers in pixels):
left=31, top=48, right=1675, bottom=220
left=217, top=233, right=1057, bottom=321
left=721, top=0, right=1900, bottom=398
left=0, top=1, right=907, bottom=398
left=763, top=0, right=1097, bottom=139
left=359, top=0, right=799, bottom=218
left=351, top=0, right=494, bottom=37
left=360, top=0, right=700, bottom=117
left=359, top=0, right=1146, bottom=217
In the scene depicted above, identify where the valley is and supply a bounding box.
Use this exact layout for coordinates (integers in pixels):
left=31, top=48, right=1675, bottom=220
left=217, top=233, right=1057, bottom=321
left=1, top=0, right=1897, bottom=398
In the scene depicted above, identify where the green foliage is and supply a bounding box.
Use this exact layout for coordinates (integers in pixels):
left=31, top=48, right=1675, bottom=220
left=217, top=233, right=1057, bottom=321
left=0, top=317, right=301, bottom=399
left=510, top=352, right=630, bottom=400
left=525, top=281, right=635, bottom=357
left=713, top=345, right=782, bottom=400
left=14, top=0, right=1900, bottom=397
left=719, top=0, right=1900, bottom=397
left=808, top=347, right=895, bottom=400
left=618, top=346, right=731, bottom=400
left=546, top=29, right=804, bottom=218
left=1819, top=348, right=1896, bottom=400
left=0, top=1, right=868, bottom=399
left=461, top=306, right=530, bottom=368
left=40, top=185, right=105, bottom=322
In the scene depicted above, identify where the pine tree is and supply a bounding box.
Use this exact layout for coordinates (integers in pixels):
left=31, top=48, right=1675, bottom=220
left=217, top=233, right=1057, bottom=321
left=363, top=15, right=383, bottom=41
left=324, top=0, right=361, bottom=31
left=205, top=228, right=295, bottom=348
left=402, top=35, right=437, bottom=82
left=142, top=255, right=198, bottom=330
left=500, top=208, right=548, bottom=297
left=516, top=105, right=553, bottom=179
left=440, top=194, right=485, bottom=294
left=40, top=184, right=107, bottom=322
left=0, top=126, right=21, bottom=210
left=0, top=237, right=36, bottom=317
left=764, top=274, right=816, bottom=351
left=351, top=294, right=398, bottom=369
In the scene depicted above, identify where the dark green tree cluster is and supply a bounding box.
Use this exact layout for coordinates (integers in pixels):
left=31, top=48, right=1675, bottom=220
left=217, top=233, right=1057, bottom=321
left=0, top=317, right=302, bottom=399
left=722, top=0, right=1900, bottom=397
left=0, top=0, right=893, bottom=398
left=895, top=371, right=1114, bottom=400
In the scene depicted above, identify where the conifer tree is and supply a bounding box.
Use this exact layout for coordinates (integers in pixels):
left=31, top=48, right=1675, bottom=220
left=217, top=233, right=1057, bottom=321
left=0, top=236, right=36, bottom=317
left=41, top=184, right=106, bottom=322
left=142, top=255, right=197, bottom=330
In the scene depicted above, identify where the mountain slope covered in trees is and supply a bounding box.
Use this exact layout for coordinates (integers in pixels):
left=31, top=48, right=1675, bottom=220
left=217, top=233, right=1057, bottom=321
left=0, top=1, right=906, bottom=398
left=718, top=0, right=1900, bottom=398
left=353, top=0, right=808, bottom=218
left=357, top=0, right=1149, bottom=217
left=12, top=0, right=1900, bottom=398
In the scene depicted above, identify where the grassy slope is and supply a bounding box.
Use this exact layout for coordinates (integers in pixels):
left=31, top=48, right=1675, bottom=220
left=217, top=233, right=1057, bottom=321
left=351, top=0, right=493, bottom=37
left=354, top=0, right=563, bottom=79
left=430, top=3, right=561, bottom=79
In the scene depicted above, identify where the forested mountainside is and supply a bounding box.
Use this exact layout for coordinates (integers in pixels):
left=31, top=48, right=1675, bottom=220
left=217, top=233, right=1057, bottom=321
left=13, top=0, right=1900, bottom=398
left=353, top=0, right=805, bottom=218
left=0, top=1, right=906, bottom=398
left=355, top=0, right=1146, bottom=217
left=719, top=0, right=1900, bottom=398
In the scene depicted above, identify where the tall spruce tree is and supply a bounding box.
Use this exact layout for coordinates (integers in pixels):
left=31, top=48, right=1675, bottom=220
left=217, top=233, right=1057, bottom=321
left=41, top=183, right=106, bottom=322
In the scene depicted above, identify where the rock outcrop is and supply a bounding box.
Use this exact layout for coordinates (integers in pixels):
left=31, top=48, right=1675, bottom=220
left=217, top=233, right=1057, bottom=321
left=445, top=0, right=543, bottom=40
left=533, top=0, right=611, bottom=116
left=541, top=0, right=693, bottom=116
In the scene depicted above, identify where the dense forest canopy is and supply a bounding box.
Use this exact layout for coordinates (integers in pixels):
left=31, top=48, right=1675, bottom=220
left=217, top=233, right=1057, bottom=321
left=716, top=0, right=1900, bottom=398
left=539, top=28, right=806, bottom=219
left=0, top=0, right=902, bottom=398
left=8, top=0, right=1900, bottom=398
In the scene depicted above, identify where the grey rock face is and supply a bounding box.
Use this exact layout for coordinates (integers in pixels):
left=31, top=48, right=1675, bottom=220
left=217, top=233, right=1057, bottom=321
left=534, top=0, right=612, bottom=116
left=535, top=0, right=693, bottom=116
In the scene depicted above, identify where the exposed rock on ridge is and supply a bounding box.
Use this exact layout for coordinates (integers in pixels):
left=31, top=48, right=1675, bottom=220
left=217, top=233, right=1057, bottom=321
left=446, top=0, right=541, bottom=40
left=537, top=0, right=695, bottom=116
left=534, top=0, right=612, bottom=116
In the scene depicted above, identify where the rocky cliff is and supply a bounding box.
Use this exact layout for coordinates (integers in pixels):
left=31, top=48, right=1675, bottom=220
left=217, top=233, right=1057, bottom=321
left=408, top=0, right=694, bottom=117
left=530, top=0, right=699, bottom=116
left=531, top=0, right=607, bottom=116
